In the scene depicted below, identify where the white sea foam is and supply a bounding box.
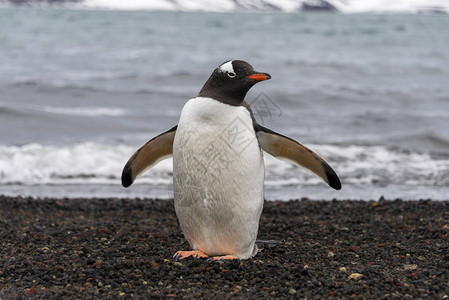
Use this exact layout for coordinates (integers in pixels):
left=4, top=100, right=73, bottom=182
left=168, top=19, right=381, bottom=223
left=0, top=143, right=172, bottom=186
left=1, top=142, right=448, bottom=200
left=264, top=144, right=449, bottom=187
left=1, top=143, right=448, bottom=190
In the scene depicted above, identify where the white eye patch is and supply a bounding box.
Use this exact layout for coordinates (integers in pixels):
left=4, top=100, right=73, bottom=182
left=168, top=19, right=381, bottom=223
left=219, top=60, right=234, bottom=74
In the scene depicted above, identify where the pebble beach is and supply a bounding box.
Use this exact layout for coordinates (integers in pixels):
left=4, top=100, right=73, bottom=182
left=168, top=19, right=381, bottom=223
left=1, top=196, right=448, bottom=299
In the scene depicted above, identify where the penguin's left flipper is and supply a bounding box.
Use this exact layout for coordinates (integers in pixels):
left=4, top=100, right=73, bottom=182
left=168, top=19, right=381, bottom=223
left=255, top=124, right=341, bottom=190
left=121, top=125, right=177, bottom=188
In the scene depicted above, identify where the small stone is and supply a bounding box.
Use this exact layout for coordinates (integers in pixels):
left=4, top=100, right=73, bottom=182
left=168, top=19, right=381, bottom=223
left=173, top=262, right=183, bottom=267
left=25, top=287, right=37, bottom=296
left=349, top=273, right=364, bottom=280
left=404, top=264, right=418, bottom=271
left=327, top=252, right=335, bottom=259
left=339, top=267, right=347, bottom=272
left=151, top=261, right=159, bottom=267
left=288, top=288, right=296, bottom=295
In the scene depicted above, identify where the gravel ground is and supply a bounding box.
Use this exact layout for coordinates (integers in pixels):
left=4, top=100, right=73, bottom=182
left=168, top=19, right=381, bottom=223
left=0, top=196, right=448, bottom=299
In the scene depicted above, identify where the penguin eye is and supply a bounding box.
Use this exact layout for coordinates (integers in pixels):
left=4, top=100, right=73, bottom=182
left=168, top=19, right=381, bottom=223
left=227, top=72, right=236, bottom=78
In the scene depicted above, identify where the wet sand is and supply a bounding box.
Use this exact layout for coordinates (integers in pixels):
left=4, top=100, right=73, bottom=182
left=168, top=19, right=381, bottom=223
left=0, top=196, right=448, bottom=299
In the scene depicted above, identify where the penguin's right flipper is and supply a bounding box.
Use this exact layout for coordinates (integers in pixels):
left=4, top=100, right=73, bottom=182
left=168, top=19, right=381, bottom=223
left=255, top=124, right=341, bottom=190
left=121, top=125, right=177, bottom=188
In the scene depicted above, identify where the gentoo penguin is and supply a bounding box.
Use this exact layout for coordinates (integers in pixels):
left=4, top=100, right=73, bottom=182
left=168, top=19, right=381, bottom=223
left=121, top=60, right=341, bottom=260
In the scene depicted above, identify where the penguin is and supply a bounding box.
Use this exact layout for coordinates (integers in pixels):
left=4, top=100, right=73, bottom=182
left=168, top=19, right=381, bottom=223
left=121, top=60, right=341, bottom=260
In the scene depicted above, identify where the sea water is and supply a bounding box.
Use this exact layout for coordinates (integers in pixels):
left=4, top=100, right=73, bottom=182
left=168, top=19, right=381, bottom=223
left=1, top=8, right=448, bottom=200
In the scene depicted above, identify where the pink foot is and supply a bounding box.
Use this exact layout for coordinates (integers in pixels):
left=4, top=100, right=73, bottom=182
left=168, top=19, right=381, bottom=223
left=173, top=250, right=209, bottom=260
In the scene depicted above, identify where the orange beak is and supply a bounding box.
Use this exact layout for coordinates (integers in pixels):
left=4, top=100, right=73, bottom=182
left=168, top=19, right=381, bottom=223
left=246, top=73, right=271, bottom=81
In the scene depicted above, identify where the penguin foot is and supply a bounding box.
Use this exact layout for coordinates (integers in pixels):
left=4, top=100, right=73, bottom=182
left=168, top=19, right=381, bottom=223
left=207, top=255, right=239, bottom=261
left=173, top=250, right=209, bottom=260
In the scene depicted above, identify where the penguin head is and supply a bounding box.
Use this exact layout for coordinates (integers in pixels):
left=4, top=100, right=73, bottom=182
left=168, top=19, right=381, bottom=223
left=198, top=60, right=271, bottom=106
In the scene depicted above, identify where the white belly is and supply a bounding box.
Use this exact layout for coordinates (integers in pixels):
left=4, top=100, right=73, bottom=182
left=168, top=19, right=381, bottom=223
left=173, top=97, right=264, bottom=259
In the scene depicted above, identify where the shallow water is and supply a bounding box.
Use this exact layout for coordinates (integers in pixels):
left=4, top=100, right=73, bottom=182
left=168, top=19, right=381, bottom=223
left=1, top=8, right=448, bottom=200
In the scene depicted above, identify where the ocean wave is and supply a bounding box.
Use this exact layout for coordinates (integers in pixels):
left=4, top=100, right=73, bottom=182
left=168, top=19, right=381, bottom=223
left=1, top=142, right=448, bottom=189
left=0, top=106, right=26, bottom=117
left=10, top=71, right=138, bottom=87
left=386, top=133, right=449, bottom=151
left=0, top=101, right=127, bottom=117
left=42, top=106, right=127, bottom=117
